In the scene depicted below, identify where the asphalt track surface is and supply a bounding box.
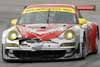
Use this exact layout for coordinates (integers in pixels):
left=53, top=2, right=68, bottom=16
left=0, top=0, right=100, bottom=67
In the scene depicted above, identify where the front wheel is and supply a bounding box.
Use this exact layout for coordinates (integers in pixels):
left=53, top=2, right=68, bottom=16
left=80, top=34, right=87, bottom=59
left=94, top=32, right=99, bottom=54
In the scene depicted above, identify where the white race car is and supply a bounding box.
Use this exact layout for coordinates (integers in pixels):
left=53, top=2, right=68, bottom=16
left=2, top=4, right=99, bottom=62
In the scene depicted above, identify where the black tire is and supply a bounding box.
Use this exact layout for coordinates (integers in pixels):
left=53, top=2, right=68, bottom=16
left=94, top=28, right=99, bottom=54
left=81, top=33, right=87, bottom=59
left=95, top=40, right=99, bottom=54
left=94, top=43, right=98, bottom=54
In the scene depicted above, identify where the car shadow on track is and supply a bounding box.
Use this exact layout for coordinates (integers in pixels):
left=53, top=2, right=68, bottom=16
left=3, top=58, right=83, bottom=63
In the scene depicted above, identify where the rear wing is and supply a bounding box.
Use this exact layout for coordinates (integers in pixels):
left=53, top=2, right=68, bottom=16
left=77, top=5, right=96, bottom=11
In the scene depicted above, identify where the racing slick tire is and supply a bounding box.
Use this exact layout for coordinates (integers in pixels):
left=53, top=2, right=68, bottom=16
left=80, top=33, right=88, bottom=59
left=95, top=37, right=99, bottom=54
left=94, top=26, right=99, bottom=54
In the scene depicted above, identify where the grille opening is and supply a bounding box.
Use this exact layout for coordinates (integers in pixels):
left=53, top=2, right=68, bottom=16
left=13, top=50, right=66, bottom=59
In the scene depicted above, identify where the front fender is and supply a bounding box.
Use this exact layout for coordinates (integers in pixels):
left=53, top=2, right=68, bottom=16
left=2, top=26, right=16, bottom=44
left=2, top=30, right=9, bottom=44
left=71, top=25, right=86, bottom=43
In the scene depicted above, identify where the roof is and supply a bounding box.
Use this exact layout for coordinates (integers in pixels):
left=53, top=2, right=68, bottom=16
left=22, top=4, right=76, bottom=14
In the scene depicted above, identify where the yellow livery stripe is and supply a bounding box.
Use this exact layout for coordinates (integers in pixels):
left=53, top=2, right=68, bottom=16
left=22, top=7, right=75, bottom=14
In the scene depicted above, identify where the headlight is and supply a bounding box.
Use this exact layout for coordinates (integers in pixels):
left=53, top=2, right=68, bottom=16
left=8, top=30, right=18, bottom=41
left=64, top=30, right=76, bottom=40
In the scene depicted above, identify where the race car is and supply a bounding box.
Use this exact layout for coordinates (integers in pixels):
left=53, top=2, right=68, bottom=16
left=1, top=4, right=99, bottom=61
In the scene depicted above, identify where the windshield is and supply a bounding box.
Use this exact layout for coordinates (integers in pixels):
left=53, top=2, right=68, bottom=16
left=18, top=11, right=76, bottom=24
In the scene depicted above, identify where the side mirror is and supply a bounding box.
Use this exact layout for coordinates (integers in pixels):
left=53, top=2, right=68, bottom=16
left=79, top=18, right=87, bottom=25
left=11, top=19, right=17, bottom=25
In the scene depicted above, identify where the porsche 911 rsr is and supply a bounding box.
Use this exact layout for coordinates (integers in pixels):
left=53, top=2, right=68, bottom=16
left=2, top=4, right=99, bottom=62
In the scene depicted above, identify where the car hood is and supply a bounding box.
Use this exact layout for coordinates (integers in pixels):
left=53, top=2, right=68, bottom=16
left=16, top=24, right=73, bottom=41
